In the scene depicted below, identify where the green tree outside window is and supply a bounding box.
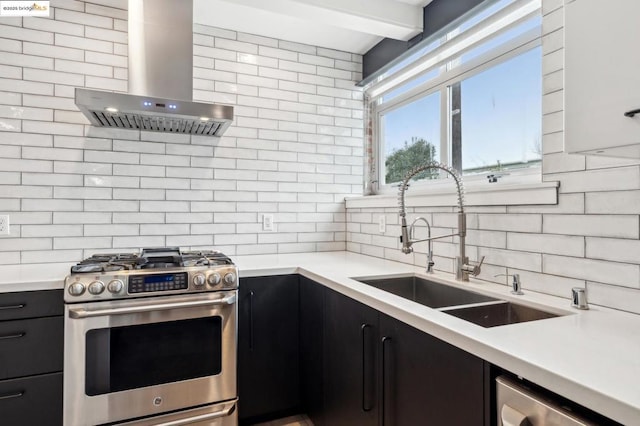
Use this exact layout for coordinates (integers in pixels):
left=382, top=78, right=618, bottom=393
left=385, top=137, right=438, bottom=184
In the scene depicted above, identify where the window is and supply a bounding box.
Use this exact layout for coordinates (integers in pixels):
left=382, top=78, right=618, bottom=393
left=368, top=0, right=542, bottom=192
left=382, top=91, right=441, bottom=185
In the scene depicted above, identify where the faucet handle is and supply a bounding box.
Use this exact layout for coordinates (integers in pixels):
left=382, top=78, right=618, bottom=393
left=471, top=256, right=484, bottom=277
left=467, top=256, right=485, bottom=276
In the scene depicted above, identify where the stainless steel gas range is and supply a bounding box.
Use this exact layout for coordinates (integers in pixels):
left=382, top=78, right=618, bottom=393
left=63, top=247, right=238, bottom=426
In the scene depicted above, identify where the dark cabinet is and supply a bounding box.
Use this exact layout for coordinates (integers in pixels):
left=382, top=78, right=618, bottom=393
left=0, top=316, right=63, bottom=380
left=318, top=287, right=487, bottom=426
left=378, top=313, right=485, bottom=425
left=243, top=276, right=489, bottom=426
left=299, top=276, right=325, bottom=426
left=238, top=275, right=300, bottom=424
left=0, top=289, right=64, bottom=426
left=323, top=287, right=379, bottom=426
left=0, top=372, right=63, bottom=426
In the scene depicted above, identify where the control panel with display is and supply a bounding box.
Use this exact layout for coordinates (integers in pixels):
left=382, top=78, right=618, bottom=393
left=128, top=272, right=189, bottom=294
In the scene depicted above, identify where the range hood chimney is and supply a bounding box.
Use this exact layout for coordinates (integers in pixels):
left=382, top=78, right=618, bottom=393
left=75, top=0, right=233, bottom=137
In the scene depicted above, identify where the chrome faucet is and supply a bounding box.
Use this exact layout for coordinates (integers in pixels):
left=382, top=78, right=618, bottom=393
left=409, top=217, right=434, bottom=273
left=398, top=161, right=484, bottom=281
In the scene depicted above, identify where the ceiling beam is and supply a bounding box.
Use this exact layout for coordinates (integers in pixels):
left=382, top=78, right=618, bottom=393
left=217, top=0, right=423, bottom=40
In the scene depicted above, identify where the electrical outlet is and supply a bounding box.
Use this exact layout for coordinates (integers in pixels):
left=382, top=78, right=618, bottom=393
left=262, top=214, right=274, bottom=232
left=0, top=215, right=9, bottom=236
left=379, top=215, right=386, bottom=233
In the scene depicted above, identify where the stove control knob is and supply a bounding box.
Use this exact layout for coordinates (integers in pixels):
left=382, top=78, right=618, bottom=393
left=108, top=279, right=124, bottom=294
left=193, top=273, right=206, bottom=287
left=68, top=282, right=86, bottom=296
left=223, top=272, right=236, bottom=286
left=88, top=281, right=105, bottom=295
left=208, top=273, right=221, bottom=286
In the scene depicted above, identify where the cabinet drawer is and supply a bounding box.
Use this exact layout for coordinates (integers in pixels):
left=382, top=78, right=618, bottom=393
left=0, top=290, right=63, bottom=321
left=0, top=372, right=63, bottom=426
left=0, top=316, right=63, bottom=379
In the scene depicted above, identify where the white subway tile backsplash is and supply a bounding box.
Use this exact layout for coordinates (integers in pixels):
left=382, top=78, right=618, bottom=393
left=477, top=214, right=542, bottom=233
left=22, top=198, right=82, bottom=211
left=237, top=33, right=278, bottom=48
left=114, top=212, right=164, bottom=224
left=84, top=200, right=137, bottom=212
left=20, top=225, right=82, bottom=238
left=543, top=215, right=639, bottom=239
left=112, top=236, right=165, bottom=248
left=53, top=237, right=111, bottom=250
left=56, top=33, right=112, bottom=53
left=24, top=15, right=83, bottom=35
left=544, top=254, right=639, bottom=288
left=0, top=78, right=54, bottom=95
left=139, top=224, right=189, bottom=235
left=85, top=26, right=127, bottom=44
left=585, top=190, right=640, bottom=214
left=113, top=188, right=164, bottom=200
left=258, top=66, right=297, bottom=82
left=585, top=237, right=640, bottom=264
left=57, top=161, right=112, bottom=175
left=55, top=186, right=112, bottom=199
left=0, top=238, right=51, bottom=251
left=54, top=212, right=111, bottom=224
left=507, top=233, right=584, bottom=257
left=140, top=201, right=189, bottom=212
left=587, top=282, right=640, bottom=314
left=56, top=8, right=113, bottom=28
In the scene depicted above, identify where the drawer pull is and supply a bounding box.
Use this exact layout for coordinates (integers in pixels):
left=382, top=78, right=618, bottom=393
left=0, top=332, right=25, bottom=340
left=0, top=391, right=24, bottom=401
left=0, top=304, right=25, bottom=311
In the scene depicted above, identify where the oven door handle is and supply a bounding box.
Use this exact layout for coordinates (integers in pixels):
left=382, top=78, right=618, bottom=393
left=153, top=402, right=235, bottom=426
left=68, top=294, right=237, bottom=319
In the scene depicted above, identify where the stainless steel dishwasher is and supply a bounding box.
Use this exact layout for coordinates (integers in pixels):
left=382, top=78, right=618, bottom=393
left=497, top=375, right=603, bottom=426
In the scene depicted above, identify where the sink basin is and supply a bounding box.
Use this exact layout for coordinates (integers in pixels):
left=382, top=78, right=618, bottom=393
left=442, top=301, right=559, bottom=328
left=354, top=275, right=499, bottom=309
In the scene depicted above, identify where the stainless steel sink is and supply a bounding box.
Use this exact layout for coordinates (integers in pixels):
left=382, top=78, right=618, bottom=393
left=441, top=301, right=559, bottom=328
left=353, top=275, right=564, bottom=327
left=354, top=275, right=499, bottom=309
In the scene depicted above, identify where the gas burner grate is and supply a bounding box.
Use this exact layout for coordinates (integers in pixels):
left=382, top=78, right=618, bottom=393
left=70, top=248, right=234, bottom=274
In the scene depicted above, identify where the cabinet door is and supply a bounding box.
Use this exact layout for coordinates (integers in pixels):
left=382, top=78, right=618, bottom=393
left=238, top=275, right=300, bottom=423
left=0, top=290, right=63, bottom=321
left=0, top=372, right=63, bottom=426
left=565, top=0, right=640, bottom=156
left=379, top=314, right=485, bottom=426
left=299, top=276, right=325, bottom=426
left=323, top=288, right=378, bottom=426
left=0, top=316, right=63, bottom=380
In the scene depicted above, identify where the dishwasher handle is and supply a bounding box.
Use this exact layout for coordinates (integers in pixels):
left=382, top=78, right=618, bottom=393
left=501, top=404, right=528, bottom=426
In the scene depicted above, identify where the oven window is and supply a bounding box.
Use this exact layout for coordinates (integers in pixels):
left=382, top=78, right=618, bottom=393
left=85, top=317, right=222, bottom=396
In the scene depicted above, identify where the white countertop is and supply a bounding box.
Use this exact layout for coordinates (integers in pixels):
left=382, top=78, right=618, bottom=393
left=2, top=251, right=639, bottom=425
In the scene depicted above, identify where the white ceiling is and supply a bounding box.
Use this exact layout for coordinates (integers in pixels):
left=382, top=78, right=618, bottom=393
left=193, top=0, right=432, bottom=54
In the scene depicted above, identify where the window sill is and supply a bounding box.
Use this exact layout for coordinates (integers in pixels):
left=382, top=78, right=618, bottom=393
left=345, top=180, right=559, bottom=209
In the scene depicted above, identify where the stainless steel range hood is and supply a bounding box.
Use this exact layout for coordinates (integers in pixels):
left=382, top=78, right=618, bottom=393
left=75, top=0, right=233, bottom=137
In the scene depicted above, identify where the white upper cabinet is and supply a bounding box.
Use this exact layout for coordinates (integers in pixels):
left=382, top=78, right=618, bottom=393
left=564, top=0, right=640, bottom=158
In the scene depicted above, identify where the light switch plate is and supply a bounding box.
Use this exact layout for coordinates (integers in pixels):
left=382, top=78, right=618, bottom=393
left=262, top=214, right=274, bottom=232
left=0, top=215, right=9, bottom=236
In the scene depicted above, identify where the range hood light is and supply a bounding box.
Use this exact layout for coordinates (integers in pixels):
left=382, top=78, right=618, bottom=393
left=105, top=107, right=119, bottom=113
left=200, top=117, right=210, bottom=121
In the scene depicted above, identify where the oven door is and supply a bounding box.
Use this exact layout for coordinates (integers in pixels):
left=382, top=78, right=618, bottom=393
left=64, top=291, right=237, bottom=426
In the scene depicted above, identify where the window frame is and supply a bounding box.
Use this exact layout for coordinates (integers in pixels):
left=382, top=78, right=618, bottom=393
left=368, top=2, right=542, bottom=196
